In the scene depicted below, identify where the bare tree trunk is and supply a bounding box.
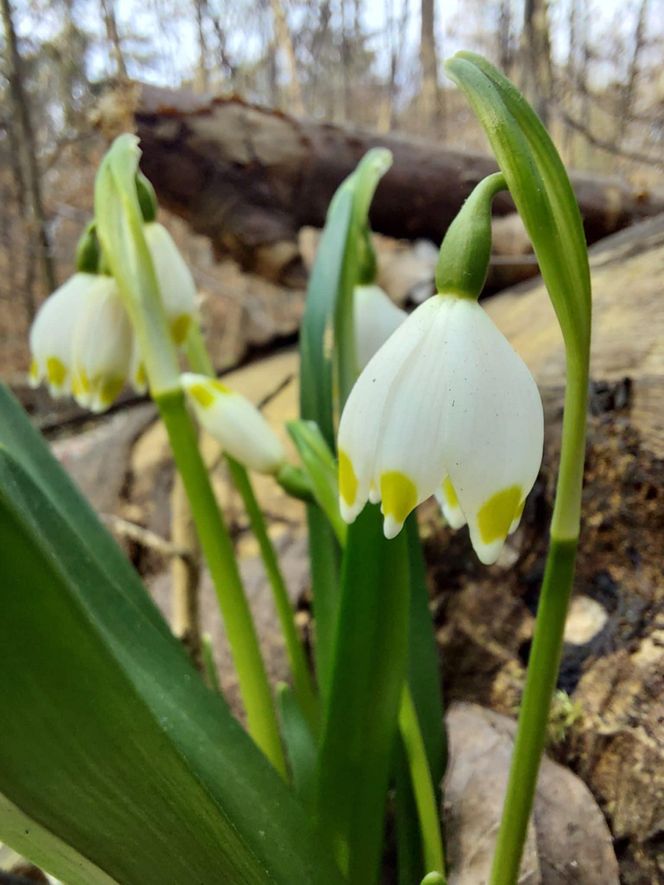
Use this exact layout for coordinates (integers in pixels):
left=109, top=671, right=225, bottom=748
left=100, top=0, right=128, bottom=81
left=193, top=0, right=209, bottom=92
left=270, top=0, right=305, bottom=115
left=420, top=0, right=442, bottom=135
left=339, top=0, right=352, bottom=120
left=1, top=0, right=56, bottom=313
left=497, top=0, right=514, bottom=76
left=616, top=0, right=649, bottom=145
left=521, top=0, right=554, bottom=126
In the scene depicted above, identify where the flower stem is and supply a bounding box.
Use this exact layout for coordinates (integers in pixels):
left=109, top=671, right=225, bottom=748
left=226, top=456, right=319, bottom=733
left=398, top=684, right=446, bottom=880
left=185, top=323, right=318, bottom=729
left=489, top=538, right=577, bottom=884
left=156, top=388, right=286, bottom=777
left=490, top=362, right=588, bottom=884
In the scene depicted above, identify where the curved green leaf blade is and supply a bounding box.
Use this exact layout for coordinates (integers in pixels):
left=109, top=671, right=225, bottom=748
left=0, top=446, right=343, bottom=884
left=444, top=51, right=591, bottom=538
left=444, top=52, right=591, bottom=359
left=0, top=385, right=169, bottom=639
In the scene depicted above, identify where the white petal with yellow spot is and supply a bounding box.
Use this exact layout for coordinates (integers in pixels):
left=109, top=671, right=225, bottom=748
left=144, top=222, right=197, bottom=346
left=71, top=276, right=133, bottom=412
left=181, top=373, right=286, bottom=475
left=29, top=272, right=96, bottom=396
left=338, top=293, right=544, bottom=564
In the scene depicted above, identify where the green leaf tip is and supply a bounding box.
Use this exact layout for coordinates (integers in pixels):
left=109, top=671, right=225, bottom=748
left=444, top=51, right=591, bottom=363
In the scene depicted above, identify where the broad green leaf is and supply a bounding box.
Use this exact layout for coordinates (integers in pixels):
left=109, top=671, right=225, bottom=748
left=395, top=518, right=446, bottom=883
left=278, top=685, right=317, bottom=809
left=299, top=150, right=391, bottom=700
left=0, top=436, right=343, bottom=883
left=316, top=505, right=410, bottom=884
left=405, top=517, right=445, bottom=788
left=299, top=183, right=354, bottom=448
left=0, top=386, right=168, bottom=639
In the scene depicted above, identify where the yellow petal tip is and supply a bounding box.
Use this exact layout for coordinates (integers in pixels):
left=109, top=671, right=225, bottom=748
left=477, top=485, right=523, bottom=544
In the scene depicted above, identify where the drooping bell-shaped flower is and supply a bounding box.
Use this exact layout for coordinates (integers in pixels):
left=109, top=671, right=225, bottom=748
left=338, top=293, right=543, bottom=563
left=353, top=283, right=406, bottom=369
left=29, top=272, right=95, bottom=397
left=30, top=271, right=133, bottom=411
left=70, top=277, right=133, bottom=412
left=181, top=373, right=286, bottom=474
left=338, top=173, right=544, bottom=565
left=144, top=222, right=197, bottom=346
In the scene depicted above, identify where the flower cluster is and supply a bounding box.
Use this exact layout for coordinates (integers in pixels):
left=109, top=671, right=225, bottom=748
left=29, top=222, right=196, bottom=412
left=338, top=292, right=544, bottom=564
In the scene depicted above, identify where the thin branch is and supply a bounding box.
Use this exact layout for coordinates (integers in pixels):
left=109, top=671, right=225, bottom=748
left=560, top=110, right=664, bottom=168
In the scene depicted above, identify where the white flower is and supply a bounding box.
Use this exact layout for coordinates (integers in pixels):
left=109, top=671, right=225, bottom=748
left=70, top=277, right=133, bottom=412
left=338, top=293, right=544, bottom=564
left=181, top=373, right=286, bottom=474
left=353, top=283, right=406, bottom=369
left=29, top=272, right=94, bottom=397
left=30, top=272, right=133, bottom=411
left=144, top=222, right=197, bottom=346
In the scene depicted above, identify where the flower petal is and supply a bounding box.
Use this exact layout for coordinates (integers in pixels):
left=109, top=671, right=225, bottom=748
left=435, top=474, right=467, bottom=530
left=338, top=294, right=439, bottom=525
left=29, top=273, right=97, bottom=397
left=373, top=295, right=456, bottom=536
left=144, top=223, right=197, bottom=345
left=181, top=373, right=285, bottom=474
left=353, top=283, right=406, bottom=369
left=440, top=300, right=543, bottom=564
left=71, top=277, right=133, bottom=412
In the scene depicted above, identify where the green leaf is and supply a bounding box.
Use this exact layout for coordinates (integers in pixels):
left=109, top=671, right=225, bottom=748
left=395, top=518, right=446, bottom=883
left=0, top=402, right=343, bottom=884
left=287, top=420, right=347, bottom=545
left=444, top=51, right=591, bottom=539
left=0, top=386, right=168, bottom=640
left=316, top=505, right=410, bottom=884
left=299, top=183, right=354, bottom=448
left=405, top=517, right=445, bottom=788
left=299, top=149, right=391, bottom=701
left=444, top=52, right=591, bottom=360
left=278, top=685, right=317, bottom=809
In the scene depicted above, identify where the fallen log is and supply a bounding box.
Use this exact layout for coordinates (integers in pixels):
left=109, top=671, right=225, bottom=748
left=111, top=83, right=664, bottom=280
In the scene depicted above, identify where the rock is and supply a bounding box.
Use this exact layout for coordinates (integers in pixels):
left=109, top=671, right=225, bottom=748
left=445, top=703, right=620, bottom=885
left=51, top=405, right=155, bottom=514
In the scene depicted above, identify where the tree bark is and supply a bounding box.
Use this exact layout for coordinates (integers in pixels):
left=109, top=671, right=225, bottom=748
left=419, top=0, right=441, bottom=133
left=193, top=0, right=210, bottom=93
left=270, top=0, right=305, bottom=116
left=117, top=84, right=664, bottom=279
left=521, top=0, right=554, bottom=126
left=100, top=0, right=128, bottom=81
left=1, top=0, right=56, bottom=311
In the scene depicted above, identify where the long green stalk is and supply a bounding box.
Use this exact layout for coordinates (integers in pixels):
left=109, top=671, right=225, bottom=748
left=489, top=539, right=577, bottom=883
left=226, top=456, right=319, bottom=732
left=186, top=324, right=318, bottom=729
left=489, top=360, right=588, bottom=884
left=398, top=686, right=446, bottom=880
left=157, top=389, right=286, bottom=777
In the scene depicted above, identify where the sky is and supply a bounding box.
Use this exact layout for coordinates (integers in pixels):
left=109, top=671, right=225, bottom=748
left=12, top=0, right=662, bottom=92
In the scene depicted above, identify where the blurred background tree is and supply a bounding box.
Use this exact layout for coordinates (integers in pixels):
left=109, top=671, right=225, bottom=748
left=0, top=0, right=662, bottom=344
